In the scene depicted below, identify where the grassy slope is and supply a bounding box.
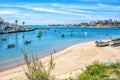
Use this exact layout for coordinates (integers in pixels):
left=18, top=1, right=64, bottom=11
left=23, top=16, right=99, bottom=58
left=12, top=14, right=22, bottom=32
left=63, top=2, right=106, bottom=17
left=77, top=61, right=120, bottom=80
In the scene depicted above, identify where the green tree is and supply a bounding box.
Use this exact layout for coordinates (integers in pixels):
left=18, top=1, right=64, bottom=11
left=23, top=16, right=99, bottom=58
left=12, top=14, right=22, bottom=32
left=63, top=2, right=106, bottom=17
left=15, top=20, right=18, bottom=26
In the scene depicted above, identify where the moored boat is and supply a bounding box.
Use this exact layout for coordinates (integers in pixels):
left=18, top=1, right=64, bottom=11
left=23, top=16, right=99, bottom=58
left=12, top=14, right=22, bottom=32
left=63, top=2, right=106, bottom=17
left=7, top=44, right=15, bottom=48
left=61, top=34, right=64, bottom=37
left=1, top=38, right=7, bottom=41
left=36, top=31, right=42, bottom=37
left=111, top=38, right=120, bottom=41
left=36, top=34, right=41, bottom=37
left=95, top=41, right=109, bottom=47
left=25, top=40, right=31, bottom=44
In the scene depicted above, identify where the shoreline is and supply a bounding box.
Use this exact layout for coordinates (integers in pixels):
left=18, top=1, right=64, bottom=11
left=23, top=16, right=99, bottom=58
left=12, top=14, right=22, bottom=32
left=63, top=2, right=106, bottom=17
left=0, top=40, right=90, bottom=72
left=0, top=28, right=50, bottom=34
left=0, top=41, right=120, bottom=80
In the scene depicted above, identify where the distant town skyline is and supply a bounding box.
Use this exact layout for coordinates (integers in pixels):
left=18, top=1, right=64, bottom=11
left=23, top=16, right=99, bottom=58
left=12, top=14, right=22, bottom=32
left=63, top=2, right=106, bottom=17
left=0, top=0, right=120, bottom=25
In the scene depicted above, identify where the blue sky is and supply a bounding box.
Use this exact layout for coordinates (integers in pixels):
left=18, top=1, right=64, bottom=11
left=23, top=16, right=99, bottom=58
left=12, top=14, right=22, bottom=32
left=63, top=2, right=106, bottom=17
left=0, top=0, right=120, bottom=25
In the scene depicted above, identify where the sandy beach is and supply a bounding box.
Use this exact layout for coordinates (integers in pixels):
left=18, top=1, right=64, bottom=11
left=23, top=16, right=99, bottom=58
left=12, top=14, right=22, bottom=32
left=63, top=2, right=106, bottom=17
left=0, top=41, right=120, bottom=80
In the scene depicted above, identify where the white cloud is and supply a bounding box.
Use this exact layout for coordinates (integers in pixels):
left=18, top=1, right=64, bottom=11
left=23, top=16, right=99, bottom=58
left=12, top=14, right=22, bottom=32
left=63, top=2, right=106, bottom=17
left=51, top=3, right=60, bottom=7
left=31, top=7, right=68, bottom=13
left=0, top=2, right=120, bottom=24
left=29, top=7, right=90, bottom=17
left=0, top=10, right=19, bottom=14
left=70, top=9, right=96, bottom=13
left=51, top=3, right=120, bottom=13
left=52, top=3, right=99, bottom=10
left=98, top=4, right=120, bottom=11
left=81, top=0, right=120, bottom=2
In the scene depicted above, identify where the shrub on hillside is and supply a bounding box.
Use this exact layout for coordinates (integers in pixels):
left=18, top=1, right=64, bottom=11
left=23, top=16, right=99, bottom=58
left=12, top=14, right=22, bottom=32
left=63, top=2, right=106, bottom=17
left=77, top=61, right=120, bottom=80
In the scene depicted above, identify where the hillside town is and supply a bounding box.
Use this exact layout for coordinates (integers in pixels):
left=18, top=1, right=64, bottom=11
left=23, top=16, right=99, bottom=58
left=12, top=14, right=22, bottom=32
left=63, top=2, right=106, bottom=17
left=48, top=19, right=120, bottom=28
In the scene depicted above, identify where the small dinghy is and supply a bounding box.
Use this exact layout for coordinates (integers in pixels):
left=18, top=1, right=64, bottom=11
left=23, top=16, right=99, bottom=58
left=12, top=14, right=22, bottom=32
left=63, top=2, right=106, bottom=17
left=7, top=44, right=15, bottom=48
left=61, top=34, right=64, bottom=37
left=1, top=38, right=7, bottom=41
left=36, top=34, right=41, bottom=37
left=36, top=31, right=42, bottom=37
left=25, top=40, right=31, bottom=44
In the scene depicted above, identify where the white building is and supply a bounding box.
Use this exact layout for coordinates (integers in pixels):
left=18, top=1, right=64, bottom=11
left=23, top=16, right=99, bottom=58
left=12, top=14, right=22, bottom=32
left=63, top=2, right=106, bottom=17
left=0, top=17, right=4, bottom=30
left=0, top=17, right=10, bottom=30
left=0, top=22, right=9, bottom=30
left=0, top=17, right=4, bottom=22
left=9, top=23, right=17, bottom=29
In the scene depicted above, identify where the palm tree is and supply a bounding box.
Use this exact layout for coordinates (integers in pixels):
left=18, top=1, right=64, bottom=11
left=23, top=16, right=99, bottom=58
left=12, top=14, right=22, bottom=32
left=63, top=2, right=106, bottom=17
left=15, top=20, right=18, bottom=26
left=15, top=20, right=19, bottom=30
left=22, top=21, right=25, bottom=26
left=22, top=21, right=25, bottom=31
